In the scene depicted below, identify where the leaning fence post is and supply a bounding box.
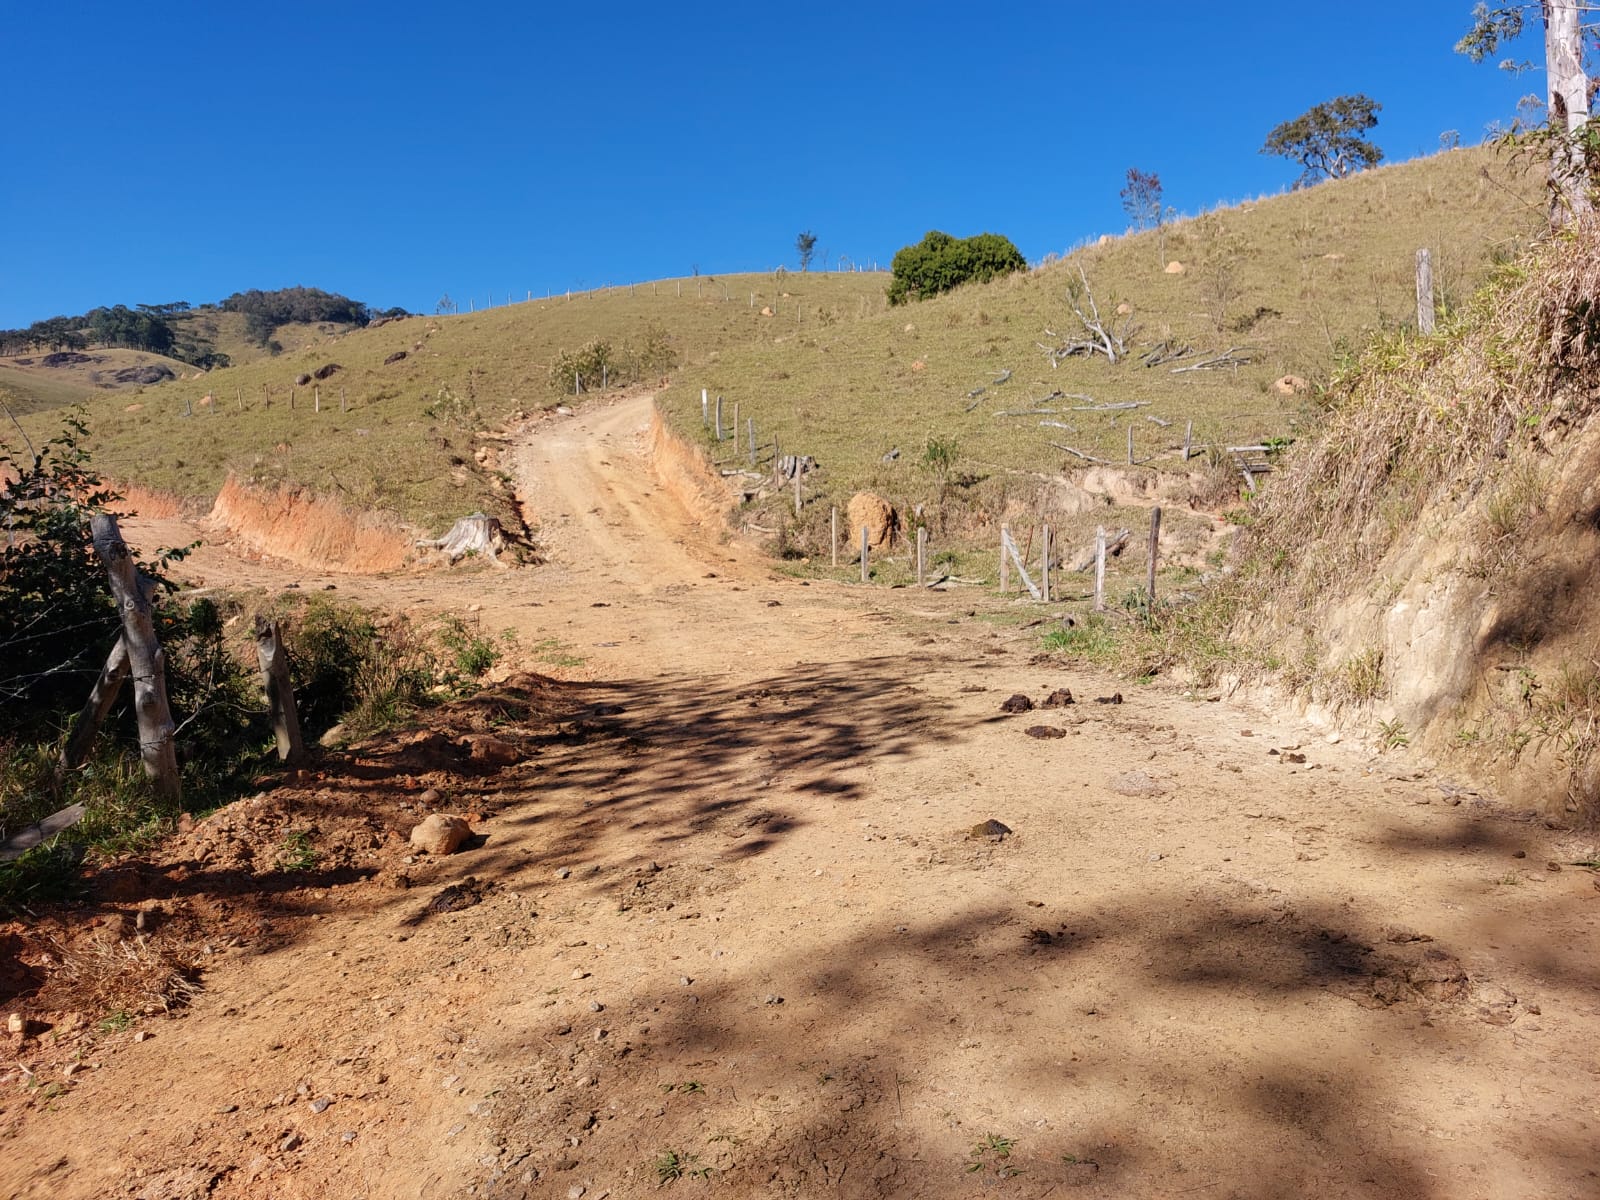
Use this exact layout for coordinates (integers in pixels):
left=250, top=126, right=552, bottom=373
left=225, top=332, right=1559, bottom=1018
left=90, top=514, right=179, bottom=803
left=254, top=619, right=306, bottom=765
left=1146, top=506, right=1162, bottom=605
left=916, top=527, right=927, bottom=585
left=61, top=636, right=130, bottom=773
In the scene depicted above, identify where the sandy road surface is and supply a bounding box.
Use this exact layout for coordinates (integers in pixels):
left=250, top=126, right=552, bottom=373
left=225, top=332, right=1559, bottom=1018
left=4, top=395, right=1598, bottom=1200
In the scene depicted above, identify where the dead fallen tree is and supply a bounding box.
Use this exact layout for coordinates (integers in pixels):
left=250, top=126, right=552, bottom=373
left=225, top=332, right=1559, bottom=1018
left=1071, top=528, right=1130, bottom=571
left=1039, top=268, right=1137, bottom=366
left=417, top=513, right=509, bottom=564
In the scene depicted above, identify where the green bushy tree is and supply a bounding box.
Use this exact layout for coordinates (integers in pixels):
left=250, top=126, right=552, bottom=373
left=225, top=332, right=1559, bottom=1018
left=887, top=231, right=1026, bottom=305
left=1261, top=95, right=1383, bottom=188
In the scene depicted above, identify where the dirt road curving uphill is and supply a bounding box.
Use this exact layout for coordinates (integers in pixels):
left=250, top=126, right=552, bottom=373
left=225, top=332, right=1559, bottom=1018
left=4, top=395, right=1597, bottom=1200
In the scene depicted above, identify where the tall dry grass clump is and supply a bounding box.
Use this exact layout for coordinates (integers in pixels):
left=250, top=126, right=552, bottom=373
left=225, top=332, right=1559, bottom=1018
left=1250, top=219, right=1600, bottom=601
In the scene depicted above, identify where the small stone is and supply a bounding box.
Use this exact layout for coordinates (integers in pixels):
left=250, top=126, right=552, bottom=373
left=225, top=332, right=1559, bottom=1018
left=280, top=1133, right=302, bottom=1152
left=62, top=1063, right=82, bottom=1080
left=557, top=868, right=572, bottom=880
left=571, top=968, right=588, bottom=980
left=218, top=1104, right=239, bottom=1114
left=764, top=994, right=784, bottom=1005
left=6, top=1013, right=25, bottom=1035
left=419, top=788, right=442, bottom=805
left=966, top=819, right=1012, bottom=840
left=1325, top=732, right=1341, bottom=744
left=568, top=1186, right=587, bottom=1199
left=588, top=1001, right=603, bottom=1013
left=310, top=1098, right=332, bottom=1114
left=447, top=1122, right=467, bottom=1138
left=593, top=1028, right=607, bottom=1042
left=133, top=1030, right=151, bottom=1043
left=1512, top=850, right=1527, bottom=859
left=1109, top=771, right=1166, bottom=798
left=1024, top=725, right=1067, bottom=739
left=1041, top=688, right=1075, bottom=708
left=679, top=976, right=692, bottom=987
left=341, top=1131, right=358, bottom=1143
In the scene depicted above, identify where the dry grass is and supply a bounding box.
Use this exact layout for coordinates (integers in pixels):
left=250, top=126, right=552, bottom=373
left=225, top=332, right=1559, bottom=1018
left=49, top=924, right=199, bottom=1017
left=1250, top=216, right=1600, bottom=606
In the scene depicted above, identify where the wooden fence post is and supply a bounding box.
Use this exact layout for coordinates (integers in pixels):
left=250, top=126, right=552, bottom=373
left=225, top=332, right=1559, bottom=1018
left=89, top=514, right=179, bottom=803
left=1146, top=506, right=1162, bottom=605
left=1184, top=420, right=1192, bottom=463
left=60, top=636, right=129, bottom=772
left=732, top=400, right=740, bottom=447
left=254, top=619, right=306, bottom=765
left=748, top=418, right=757, bottom=466
left=701, top=388, right=709, bottom=427
left=793, top=465, right=802, bottom=515
left=1094, top=526, right=1107, bottom=612
left=340, top=386, right=347, bottom=413
left=715, top=395, right=724, bottom=441
left=917, top=527, right=926, bottom=585
left=314, top=385, right=321, bottom=413
left=1416, top=248, right=1435, bottom=335
left=1041, top=526, right=1051, bottom=602
left=773, top=437, right=781, bottom=484
left=1127, top=424, right=1134, bottom=465
left=831, top=505, right=839, bottom=568
left=860, top=526, right=869, bottom=584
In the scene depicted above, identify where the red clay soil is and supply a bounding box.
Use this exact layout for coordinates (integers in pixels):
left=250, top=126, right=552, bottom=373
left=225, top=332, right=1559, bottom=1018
left=2, top=395, right=1598, bottom=1200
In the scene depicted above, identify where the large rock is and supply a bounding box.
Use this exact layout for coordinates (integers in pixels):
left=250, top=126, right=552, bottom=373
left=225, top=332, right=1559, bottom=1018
left=1163, top=260, right=1186, bottom=275
left=1274, top=374, right=1309, bottom=395
left=846, top=492, right=898, bottom=552
left=409, top=814, right=473, bottom=856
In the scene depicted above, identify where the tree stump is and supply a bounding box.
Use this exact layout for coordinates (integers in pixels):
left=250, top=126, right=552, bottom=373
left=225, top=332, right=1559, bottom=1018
left=417, top=513, right=508, bottom=564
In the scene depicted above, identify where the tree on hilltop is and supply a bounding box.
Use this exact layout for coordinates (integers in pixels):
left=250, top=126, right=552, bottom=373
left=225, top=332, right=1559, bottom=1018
left=796, top=231, right=818, bottom=272
left=1120, top=168, right=1164, bottom=230
left=1261, top=95, right=1383, bottom=188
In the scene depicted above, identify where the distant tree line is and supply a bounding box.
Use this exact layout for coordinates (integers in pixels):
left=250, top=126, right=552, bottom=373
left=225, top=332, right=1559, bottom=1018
left=0, top=288, right=410, bottom=366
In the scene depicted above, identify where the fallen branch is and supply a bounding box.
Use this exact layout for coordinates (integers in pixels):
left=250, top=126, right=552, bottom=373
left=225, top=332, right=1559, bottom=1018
left=1170, top=346, right=1254, bottom=373
left=1069, top=401, right=1148, bottom=412
left=1139, top=340, right=1198, bottom=368
left=1145, top=415, right=1172, bottom=428
left=1048, top=441, right=1112, bottom=464
left=1039, top=420, right=1079, bottom=431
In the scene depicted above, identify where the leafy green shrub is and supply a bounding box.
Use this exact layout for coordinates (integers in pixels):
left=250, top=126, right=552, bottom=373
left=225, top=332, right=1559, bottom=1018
left=549, top=323, right=677, bottom=394
left=887, top=231, right=1026, bottom=305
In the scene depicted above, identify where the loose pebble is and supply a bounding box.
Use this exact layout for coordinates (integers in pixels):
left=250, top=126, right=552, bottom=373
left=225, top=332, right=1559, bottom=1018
left=310, top=1098, right=331, bottom=1114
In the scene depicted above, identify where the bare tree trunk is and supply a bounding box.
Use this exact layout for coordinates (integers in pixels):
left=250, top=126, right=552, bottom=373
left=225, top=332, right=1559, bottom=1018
left=89, top=513, right=180, bottom=803
left=1545, top=0, right=1592, bottom=226
left=60, top=636, right=129, bottom=772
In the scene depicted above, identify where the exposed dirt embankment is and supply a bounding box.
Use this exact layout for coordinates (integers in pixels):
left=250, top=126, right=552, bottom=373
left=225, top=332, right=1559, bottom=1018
left=649, top=399, right=740, bottom=526
left=108, top=484, right=198, bottom=521
left=1230, top=224, right=1600, bottom=819
left=206, top=475, right=417, bottom=573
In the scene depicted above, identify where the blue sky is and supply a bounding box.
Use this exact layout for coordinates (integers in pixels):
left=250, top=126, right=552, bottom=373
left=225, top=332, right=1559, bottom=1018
left=0, top=2, right=1546, bottom=328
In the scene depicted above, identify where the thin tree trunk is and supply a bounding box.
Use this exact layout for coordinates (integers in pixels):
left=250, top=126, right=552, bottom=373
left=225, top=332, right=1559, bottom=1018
left=1545, top=0, right=1592, bottom=226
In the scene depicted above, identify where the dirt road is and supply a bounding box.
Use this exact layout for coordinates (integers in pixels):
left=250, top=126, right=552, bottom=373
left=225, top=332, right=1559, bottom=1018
left=4, top=395, right=1598, bottom=1199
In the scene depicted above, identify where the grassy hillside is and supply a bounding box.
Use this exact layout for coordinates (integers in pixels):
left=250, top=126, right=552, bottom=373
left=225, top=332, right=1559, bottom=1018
left=0, top=348, right=201, bottom=415
left=29, top=273, right=889, bottom=533
left=16, top=146, right=1540, bottom=540
left=663, top=147, right=1540, bottom=522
